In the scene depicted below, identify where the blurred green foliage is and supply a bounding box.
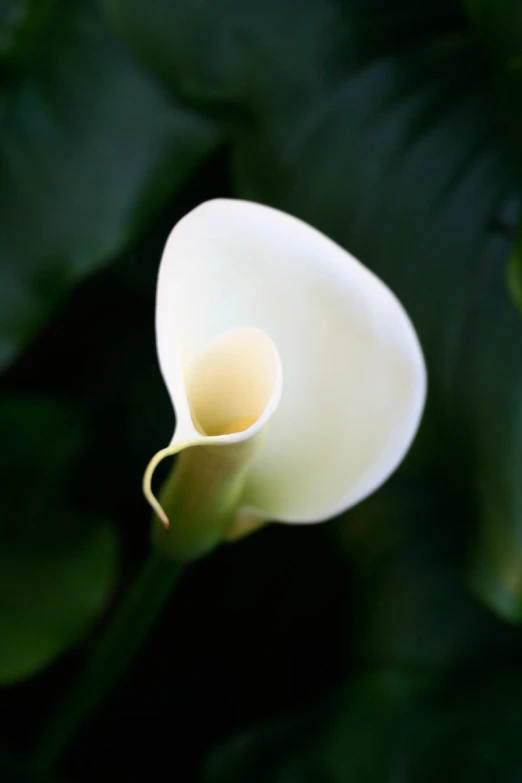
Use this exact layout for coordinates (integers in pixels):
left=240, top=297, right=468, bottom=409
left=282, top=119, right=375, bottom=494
left=2, top=0, right=522, bottom=780
left=0, top=0, right=219, bottom=368
left=0, top=397, right=117, bottom=683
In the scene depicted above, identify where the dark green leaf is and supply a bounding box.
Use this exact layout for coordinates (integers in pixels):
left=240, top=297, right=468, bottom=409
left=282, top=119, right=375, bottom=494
left=464, top=0, right=522, bottom=60
left=205, top=670, right=430, bottom=783
left=336, top=479, right=516, bottom=667
left=207, top=669, right=522, bottom=783
left=0, top=397, right=118, bottom=683
left=0, top=0, right=221, bottom=370
left=507, top=221, right=522, bottom=313
left=0, top=0, right=57, bottom=62
left=458, top=242, right=522, bottom=620
left=0, top=744, right=61, bottom=783
left=463, top=0, right=522, bottom=169
left=102, top=0, right=343, bottom=109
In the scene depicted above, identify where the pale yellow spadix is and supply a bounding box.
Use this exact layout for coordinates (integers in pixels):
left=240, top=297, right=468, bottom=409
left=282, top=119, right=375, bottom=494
left=144, top=199, right=426, bottom=559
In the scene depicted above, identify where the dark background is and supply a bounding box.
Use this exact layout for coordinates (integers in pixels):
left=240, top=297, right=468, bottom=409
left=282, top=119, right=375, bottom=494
left=2, top=0, right=522, bottom=780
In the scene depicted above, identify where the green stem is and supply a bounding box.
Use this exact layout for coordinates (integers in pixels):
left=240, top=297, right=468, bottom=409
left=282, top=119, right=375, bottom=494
left=31, top=551, right=184, bottom=774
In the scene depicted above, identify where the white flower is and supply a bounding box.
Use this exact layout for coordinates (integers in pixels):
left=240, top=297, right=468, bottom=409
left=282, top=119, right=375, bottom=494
left=144, top=199, right=426, bottom=552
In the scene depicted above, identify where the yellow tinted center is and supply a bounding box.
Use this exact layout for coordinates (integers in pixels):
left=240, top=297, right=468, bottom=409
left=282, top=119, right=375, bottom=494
left=188, top=326, right=280, bottom=437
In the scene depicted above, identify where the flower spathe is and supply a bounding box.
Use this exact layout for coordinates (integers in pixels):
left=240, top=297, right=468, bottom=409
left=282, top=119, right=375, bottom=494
left=144, top=199, right=426, bottom=548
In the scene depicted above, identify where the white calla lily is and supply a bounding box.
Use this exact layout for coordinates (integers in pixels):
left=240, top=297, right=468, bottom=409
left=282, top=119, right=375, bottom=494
left=144, top=199, right=426, bottom=558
